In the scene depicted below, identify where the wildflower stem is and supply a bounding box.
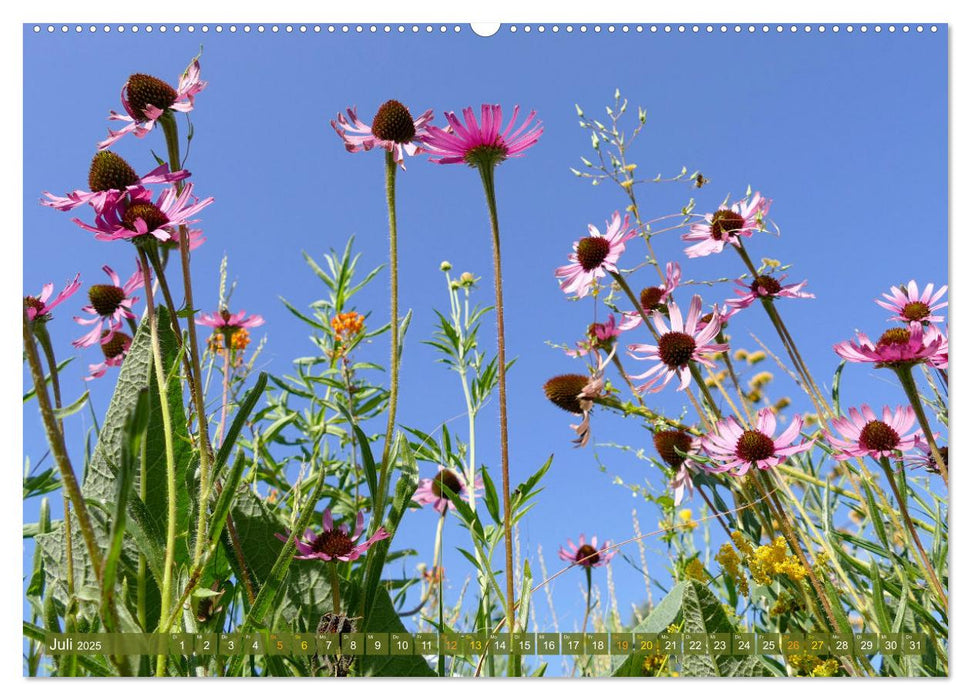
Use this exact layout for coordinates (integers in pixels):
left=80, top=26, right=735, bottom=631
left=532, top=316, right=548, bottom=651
left=476, top=162, right=517, bottom=651
left=142, top=244, right=184, bottom=351
left=435, top=511, right=446, bottom=677
left=609, top=353, right=646, bottom=406
left=893, top=366, right=949, bottom=485
left=159, top=112, right=215, bottom=570
left=217, top=349, right=231, bottom=447
left=734, top=242, right=831, bottom=417
left=328, top=562, right=342, bottom=615
left=577, top=567, right=593, bottom=676
left=375, top=151, right=402, bottom=523
left=688, top=362, right=721, bottom=423
left=878, top=458, right=947, bottom=610
left=752, top=473, right=844, bottom=639
left=23, top=311, right=103, bottom=583
left=32, top=325, right=64, bottom=431
left=136, top=249, right=180, bottom=676
left=591, top=395, right=693, bottom=432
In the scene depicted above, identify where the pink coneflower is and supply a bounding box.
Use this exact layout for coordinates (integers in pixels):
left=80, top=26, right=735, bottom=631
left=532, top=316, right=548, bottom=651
left=681, top=192, right=771, bottom=258
left=558, top=534, right=616, bottom=568
left=73, top=264, right=143, bottom=349
left=99, top=59, right=207, bottom=149
left=726, top=274, right=814, bottom=311
left=876, top=280, right=947, bottom=326
left=834, top=324, right=943, bottom=368
left=275, top=509, right=389, bottom=563
left=413, top=468, right=484, bottom=514
left=198, top=308, right=265, bottom=332
left=555, top=212, right=637, bottom=299
left=566, top=314, right=621, bottom=358
left=702, top=408, right=810, bottom=476
left=827, top=405, right=920, bottom=460
left=42, top=151, right=188, bottom=214
left=627, top=295, right=729, bottom=393
left=422, top=104, right=542, bottom=167
left=619, top=262, right=681, bottom=331
left=331, top=100, right=434, bottom=169
left=72, top=184, right=213, bottom=244
left=86, top=331, right=132, bottom=381
left=24, top=274, right=82, bottom=323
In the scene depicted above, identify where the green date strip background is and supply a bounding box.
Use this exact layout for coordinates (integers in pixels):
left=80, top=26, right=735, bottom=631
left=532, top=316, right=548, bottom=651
left=44, top=632, right=930, bottom=658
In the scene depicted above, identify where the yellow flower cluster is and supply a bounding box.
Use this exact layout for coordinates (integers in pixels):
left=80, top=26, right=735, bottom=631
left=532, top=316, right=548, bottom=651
left=716, top=542, right=749, bottom=596
left=789, top=654, right=840, bottom=677
left=684, top=558, right=709, bottom=583
left=749, top=536, right=809, bottom=585
left=639, top=624, right=679, bottom=677
left=717, top=533, right=809, bottom=597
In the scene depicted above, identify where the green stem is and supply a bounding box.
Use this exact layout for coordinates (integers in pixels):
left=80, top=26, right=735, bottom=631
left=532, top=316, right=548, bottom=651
left=574, top=567, right=593, bottom=678
left=376, top=150, right=401, bottom=523
left=688, top=362, right=721, bottom=422
left=328, top=562, right=342, bottom=615
left=476, top=163, right=517, bottom=657
left=159, top=112, right=214, bottom=568
left=878, top=458, right=947, bottom=610
left=137, top=249, right=180, bottom=677
left=894, top=366, right=949, bottom=486
left=33, top=325, right=64, bottom=432
left=23, top=313, right=102, bottom=582
left=137, top=432, right=149, bottom=631
left=435, top=511, right=446, bottom=677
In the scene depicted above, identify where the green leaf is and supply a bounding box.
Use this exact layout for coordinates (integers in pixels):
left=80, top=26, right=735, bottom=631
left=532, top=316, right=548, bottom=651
left=680, top=581, right=768, bottom=677
left=480, top=467, right=501, bottom=526
left=214, top=372, right=267, bottom=481
left=226, top=464, right=327, bottom=676
left=612, top=582, right=686, bottom=676
left=52, top=390, right=89, bottom=419
left=101, top=389, right=150, bottom=632
left=358, top=435, right=419, bottom=630
left=336, top=403, right=378, bottom=504
left=86, top=306, right=194, bottom=573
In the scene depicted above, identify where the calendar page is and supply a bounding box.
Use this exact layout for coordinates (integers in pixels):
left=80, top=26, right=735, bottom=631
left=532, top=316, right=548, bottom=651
left=22, top=19, right=948, bottom=680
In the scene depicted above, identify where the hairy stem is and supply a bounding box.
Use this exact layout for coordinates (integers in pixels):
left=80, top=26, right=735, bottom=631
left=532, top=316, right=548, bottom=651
left=376, top=150, right=402, bottom=523
left=23, top=313, right=102, bottom=582
left=136, top=249, right=180, bottom=677
left=476, top=163, right=517, bottom=655
left=159, top=112, right=215, bottom=568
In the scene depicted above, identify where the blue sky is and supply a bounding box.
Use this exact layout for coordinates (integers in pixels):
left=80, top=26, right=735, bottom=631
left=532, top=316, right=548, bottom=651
left=23, top=25, right=947, bottom=654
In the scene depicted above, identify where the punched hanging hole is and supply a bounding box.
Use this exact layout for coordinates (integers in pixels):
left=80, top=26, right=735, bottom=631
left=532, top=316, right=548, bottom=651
left=471, top=23, right=501, bottom=37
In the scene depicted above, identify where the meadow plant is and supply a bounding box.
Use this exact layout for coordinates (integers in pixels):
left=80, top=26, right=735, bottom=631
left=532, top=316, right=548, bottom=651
left=23, top=63, right=946, bottom=680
